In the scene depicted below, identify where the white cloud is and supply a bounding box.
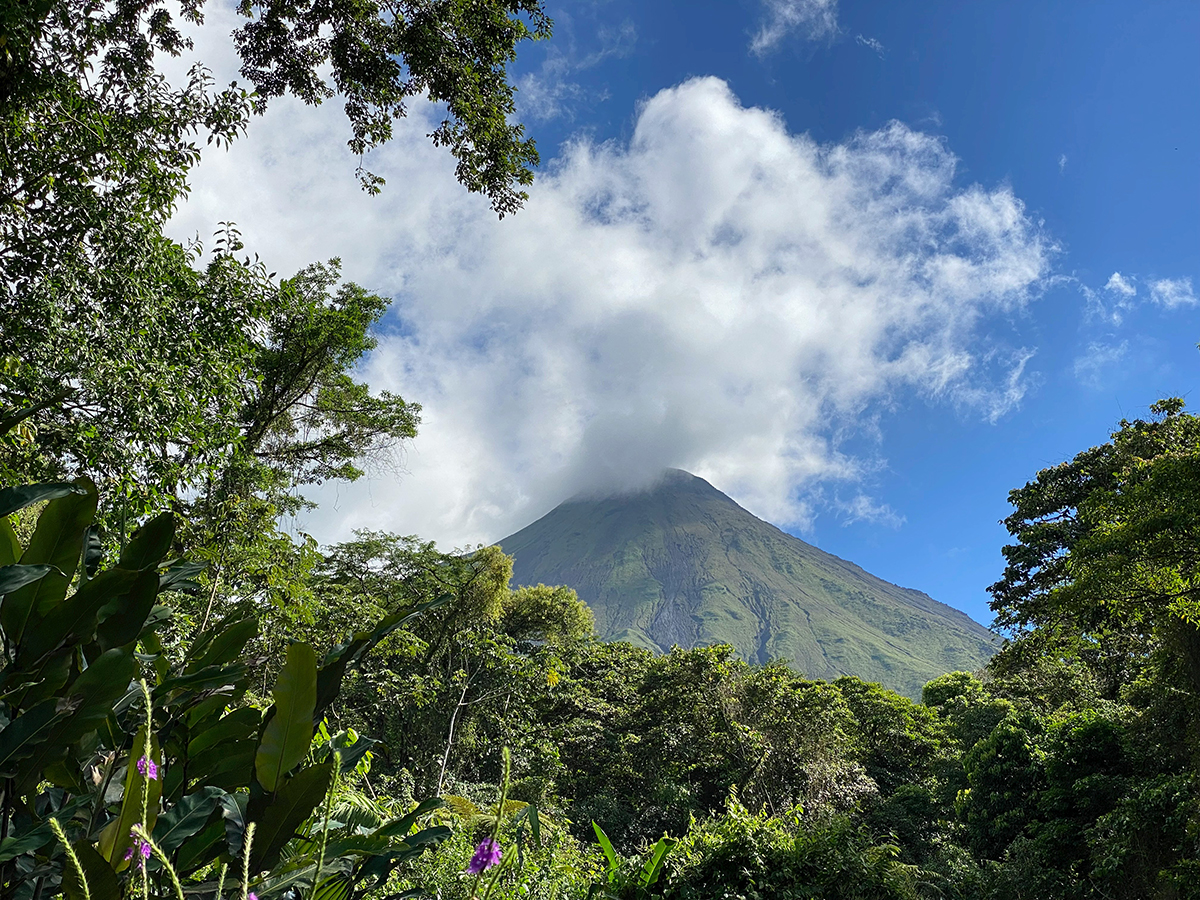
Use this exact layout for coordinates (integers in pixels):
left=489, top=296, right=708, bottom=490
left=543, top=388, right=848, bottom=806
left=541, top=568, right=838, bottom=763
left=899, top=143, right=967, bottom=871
left=1104, top=271, right=1136, bottom=297
left=1149, top=276, right=1197, bottom=308
left=1058, top=153, right=1067, bottom=173
left=855, top=35, right=885, bottom=57
left=837, top=494, right=904, bottom=528
left=1073, top=341, right=1128, bottom=388
left=751, top=0, right=839, bottom=56
left=516, top=20, right=636, bottom=121
left=169, top=62, right=1052, bottom=548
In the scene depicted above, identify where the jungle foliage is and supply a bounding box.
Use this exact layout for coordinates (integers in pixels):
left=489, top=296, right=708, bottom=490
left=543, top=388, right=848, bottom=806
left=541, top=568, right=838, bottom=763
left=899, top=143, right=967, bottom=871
left=6, top=361, right=1200, bottom=900
left=2, top=0, right=1199, bottom=896
left=310, top=403, right=1200, bottom=900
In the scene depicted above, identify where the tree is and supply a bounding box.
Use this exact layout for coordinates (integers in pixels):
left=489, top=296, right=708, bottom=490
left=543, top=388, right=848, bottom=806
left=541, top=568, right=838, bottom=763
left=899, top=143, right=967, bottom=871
left=1, top=0, right=551, bottom=555
left=988, top=399, right=1200, bottom=699
left=3, top=255, right=418, bottom=615
left=2, top=0, right=548, bottom=217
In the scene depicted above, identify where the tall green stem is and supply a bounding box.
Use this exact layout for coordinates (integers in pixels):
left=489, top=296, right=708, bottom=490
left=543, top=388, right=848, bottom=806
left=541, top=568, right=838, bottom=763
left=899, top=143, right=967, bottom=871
left=311, top=752, right=340, bottom=898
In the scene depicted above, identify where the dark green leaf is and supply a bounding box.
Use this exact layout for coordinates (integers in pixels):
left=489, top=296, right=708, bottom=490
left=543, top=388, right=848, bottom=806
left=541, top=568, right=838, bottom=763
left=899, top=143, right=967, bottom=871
left=254, top=862, right=317, bottom=900
left=187, top=739, right=256, bottom=790
left=159, top=560, right=206, bottom=594
left=312, top=873, right=353, bottom=900
left=188, top=707, right=261, bottom=757
left=0, top=698, right=72, bottom=777
left=326, top=733, right=376, bottom=774
left=250, top=761, right=335, bottom=872
left=2, top=479, right=97, bottom=646
left=396, top=826, right=450, bottom=851
left=0, top=565, right=53, bottom=596
left=94, top=569, right=159, bottom=652
left=82, top=525, right=103, bottom=579
left=315, top=832, right=388, bottom=859
left=154, top=786, right=227, bottom=854
left=20, top=568, right=142, bottom=662
left=256, top=643, right=317, bottom=792
left=156, top=660, right=250, bottom=696
left=373, top=798, right=446, bottom=840
left=118, top=512, right=175, bottom=571
left=0, top=483, right=85, bottom=519
left=15, top=650, right=137, bottom=789
left=219, top=792, right=249, bottom=859
left=63, top=840, right=120, bottom=900
left=174, top=818, right=226, bottom=874
left=4, top=647, right=72, bottom=707
left=0, top=829, right=52, bottom=862
left=186, top=618, right=257, bottom=674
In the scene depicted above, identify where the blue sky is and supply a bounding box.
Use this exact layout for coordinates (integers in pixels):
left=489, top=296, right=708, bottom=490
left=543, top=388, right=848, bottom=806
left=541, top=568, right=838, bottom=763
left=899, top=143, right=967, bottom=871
left=172, top=0, right=1199, bottom=628
left=499, top=0, right=1200, bottom=624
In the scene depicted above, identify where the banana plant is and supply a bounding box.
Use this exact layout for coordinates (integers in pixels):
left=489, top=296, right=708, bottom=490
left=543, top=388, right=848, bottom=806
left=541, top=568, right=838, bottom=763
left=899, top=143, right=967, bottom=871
left=0, top=478, right=449, bottom=900
left=587, top=822, right=675, bottom=900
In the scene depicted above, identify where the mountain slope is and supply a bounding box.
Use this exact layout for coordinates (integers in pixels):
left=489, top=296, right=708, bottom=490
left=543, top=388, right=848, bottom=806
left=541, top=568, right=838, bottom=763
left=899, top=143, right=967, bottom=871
left=497, top=469, right=994, bottom=698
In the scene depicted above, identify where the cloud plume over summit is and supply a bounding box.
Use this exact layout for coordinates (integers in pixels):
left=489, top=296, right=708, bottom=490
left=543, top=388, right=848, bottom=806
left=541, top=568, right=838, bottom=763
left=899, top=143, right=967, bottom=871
left=171, top=67, right=1052, bottom=548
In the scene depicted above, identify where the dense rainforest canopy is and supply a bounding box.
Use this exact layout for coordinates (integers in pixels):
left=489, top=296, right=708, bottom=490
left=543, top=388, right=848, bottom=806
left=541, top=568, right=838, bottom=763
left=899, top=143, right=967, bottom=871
left=1, top=2, right=1198, bottom=899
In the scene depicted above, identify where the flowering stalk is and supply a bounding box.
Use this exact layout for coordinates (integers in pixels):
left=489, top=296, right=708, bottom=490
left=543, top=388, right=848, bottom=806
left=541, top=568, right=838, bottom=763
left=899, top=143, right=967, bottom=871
left=468, top=748, right=511, bottom=900
left=216, top=862, right=228, bottom=900
left=137, top=680, right=154, bottom=826
left=131, top=824, right=186, bottom=900
left=241, top=822, right=256, bottom=900
left=137, top=679, right=155, bottom=900
left=49, top=818, right=89, bottom=900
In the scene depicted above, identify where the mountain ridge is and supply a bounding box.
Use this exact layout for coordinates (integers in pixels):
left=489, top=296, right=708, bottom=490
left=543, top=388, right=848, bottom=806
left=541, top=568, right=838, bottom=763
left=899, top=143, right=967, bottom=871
left=498, top=469, right=994, bottom=698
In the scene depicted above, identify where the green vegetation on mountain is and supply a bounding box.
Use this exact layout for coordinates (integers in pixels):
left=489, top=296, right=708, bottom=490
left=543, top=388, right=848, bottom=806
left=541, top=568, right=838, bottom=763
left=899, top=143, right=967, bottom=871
left=499, top=469, right=994, bottom=698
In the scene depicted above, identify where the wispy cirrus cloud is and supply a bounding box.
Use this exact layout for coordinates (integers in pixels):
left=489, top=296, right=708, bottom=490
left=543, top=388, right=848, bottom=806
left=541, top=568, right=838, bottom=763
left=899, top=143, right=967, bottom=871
left=855, top=35, right=884, bottom=57
left=836, top=494, right=905, bottom=528
left=1080, top=270, right=1195, bottom=325
left=751, top=0, right=839, bottom=56
left=1074, top=341, right=1129, bottom=388
left=516, top=19, right=637, bottom=122
left=1149, top=276, right=1196, bottom=308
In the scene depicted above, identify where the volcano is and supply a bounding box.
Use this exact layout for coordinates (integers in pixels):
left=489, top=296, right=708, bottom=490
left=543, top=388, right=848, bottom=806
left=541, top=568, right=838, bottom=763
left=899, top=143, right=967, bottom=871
left=497, top=469, right=994, bottom=698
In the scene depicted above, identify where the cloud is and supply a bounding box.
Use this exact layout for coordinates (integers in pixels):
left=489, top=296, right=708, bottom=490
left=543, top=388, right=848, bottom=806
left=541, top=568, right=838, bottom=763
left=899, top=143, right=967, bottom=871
left=169, top=66, right=1052, bottom=548
left=855, top=35, right=885, bottom=57
left=836, top=494, right=905, bottom=528
left=1058, top=153, right=1067, bottom=174
left=1104, top=271, right=1136, bottom=297
left=1073, top=341, right=1128, bottom=388
left=751, top=0, right=839, bottom=56
left=516, top=20, right=636, bottom=121
left=1149, top=276, right=1197, bottom=308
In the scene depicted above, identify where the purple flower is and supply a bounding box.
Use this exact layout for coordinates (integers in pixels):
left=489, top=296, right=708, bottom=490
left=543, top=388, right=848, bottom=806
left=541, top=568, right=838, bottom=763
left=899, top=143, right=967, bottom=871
left=123, top=838, right=152, bottom=868
left=467, top=838, right=502, bottom=875
left=248, top=893, right=258, bottom=900
left=136, top=756, right=158, bottom=781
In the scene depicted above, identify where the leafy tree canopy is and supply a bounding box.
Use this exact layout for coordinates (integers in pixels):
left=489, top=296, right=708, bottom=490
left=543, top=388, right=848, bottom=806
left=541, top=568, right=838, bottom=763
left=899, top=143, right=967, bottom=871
left=989, top=398, right=1200, bottom=699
